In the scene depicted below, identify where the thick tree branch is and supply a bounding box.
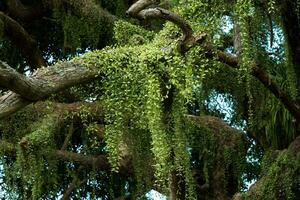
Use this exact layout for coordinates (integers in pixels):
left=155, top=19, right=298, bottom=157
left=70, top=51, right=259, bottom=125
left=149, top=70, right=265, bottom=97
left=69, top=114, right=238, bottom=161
left=0, top=93, right=30, bottom=119
left=186, top=115, right=245, bottom=143
left=0, top=11, right=45, bottom=69
left=7, top=0, right=44, bottom=22
left=126, top=0, right=206, bottom=53
left=0, top=59, right=99, bottom=118
left=54, top=150, right=134, bottom=178
left=0, top=61, right=47, bottom=99
left=55, top=150, right=109, bottom=169
left=0, top=138, right=133, bottom=178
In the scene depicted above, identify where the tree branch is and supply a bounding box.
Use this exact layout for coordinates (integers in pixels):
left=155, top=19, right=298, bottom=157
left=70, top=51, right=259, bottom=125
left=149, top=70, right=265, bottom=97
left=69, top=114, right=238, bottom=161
left=0, top=58, right=99, bottom=118
left=6, top=0, right=44, bottom=22
left=210, top=49, right=300, bottom=121
left=0, top=61, right=47, bottom=99
left=62, top=174, right=87, bottom=200
left=0, top=92, right=30, bottom=119
left=0, top=11, right=45, bottom=69
left=0, top=138, right=133, bottom=178
left=55, top=150, right=134, bottom=177
left=126, top=0, right=206, bottom=53
left=61, top=121, right=74, bottom=151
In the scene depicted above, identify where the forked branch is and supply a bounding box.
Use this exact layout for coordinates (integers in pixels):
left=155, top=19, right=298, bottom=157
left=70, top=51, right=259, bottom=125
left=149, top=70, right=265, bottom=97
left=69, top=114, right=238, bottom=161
left=126, top=0, right=206, bottom=53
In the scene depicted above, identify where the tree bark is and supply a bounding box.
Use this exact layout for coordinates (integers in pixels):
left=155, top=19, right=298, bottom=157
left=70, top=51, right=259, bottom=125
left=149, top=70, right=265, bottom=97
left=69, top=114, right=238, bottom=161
left=126, top=0, right=207, bottom=53
left=0, top=57, right=99, bottom=118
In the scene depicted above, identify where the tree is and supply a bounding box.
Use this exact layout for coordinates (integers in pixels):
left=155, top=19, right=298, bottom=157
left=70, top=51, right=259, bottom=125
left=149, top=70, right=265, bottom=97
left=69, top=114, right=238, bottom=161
left=0, top=0, right=299, bottom=199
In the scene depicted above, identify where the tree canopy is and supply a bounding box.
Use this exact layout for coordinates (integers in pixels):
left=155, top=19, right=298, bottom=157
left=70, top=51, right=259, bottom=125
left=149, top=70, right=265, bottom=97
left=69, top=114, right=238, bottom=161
left=0, top=0, right=300, bottom=199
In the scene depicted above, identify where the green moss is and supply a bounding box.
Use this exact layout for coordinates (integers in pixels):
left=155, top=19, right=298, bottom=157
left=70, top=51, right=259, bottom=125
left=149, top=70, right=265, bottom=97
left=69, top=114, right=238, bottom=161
left=0, top=105, right=43, bottom=144
left=21, top=115, right=58, bottom=148
left=50, top=0, right=115, bottom=50
left=185, top=116, right=248, bottom=199
left=113, top=20, right=155, bottom=46
left=9, top=115, right=60, bottom=200
left=237, top=150, right=300, bottom=200
left=69, top=23, right=201, bottom=192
